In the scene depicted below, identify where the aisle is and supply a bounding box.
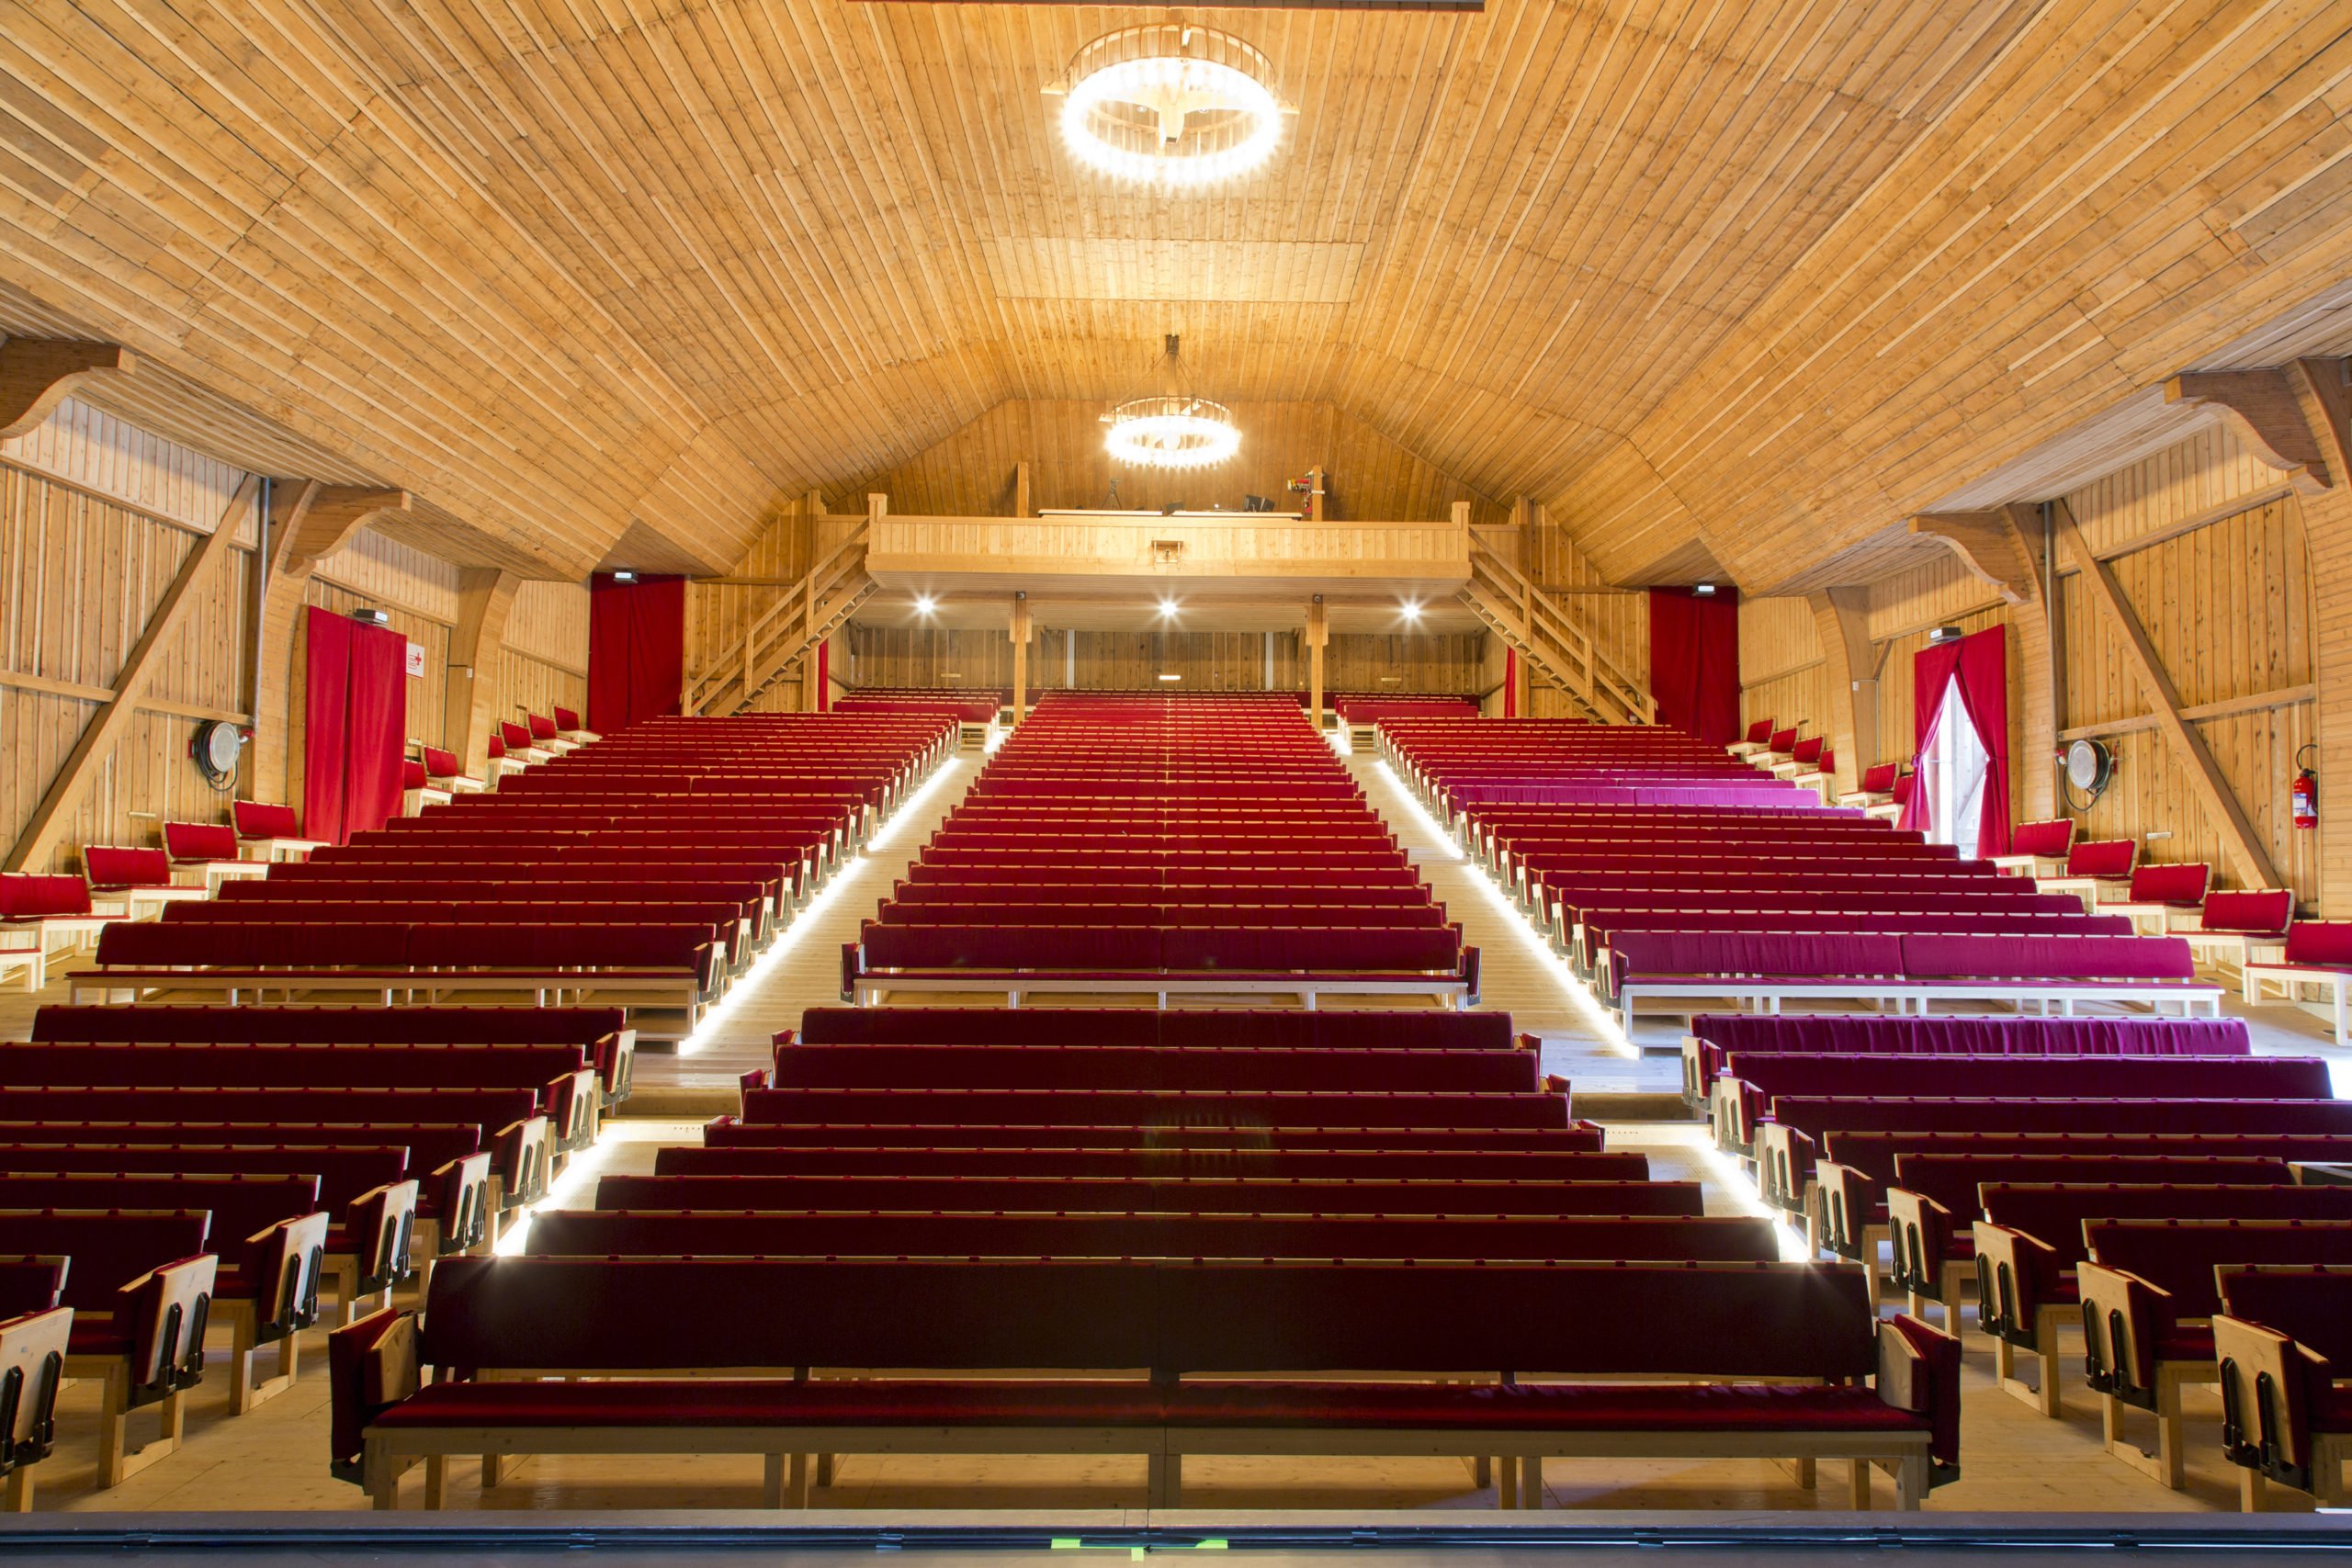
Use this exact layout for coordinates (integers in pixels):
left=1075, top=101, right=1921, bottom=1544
left=623, top=750, right=980, bottom=1114
left=1348, top=749, right=1676, bottom=1096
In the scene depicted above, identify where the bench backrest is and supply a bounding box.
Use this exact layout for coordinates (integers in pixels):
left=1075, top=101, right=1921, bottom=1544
left=1891, top=1154, right=2288, bottom=1220
left=1778, top=1097, right=2352, bottom=1142
left=0, top=1041, right=587, bottom=1095
left=500, top=721, right=531, bottom=749
left=30, top=1003, right=626, bottom=1047
left=1829, top=1130, right=2352, bottom=1187
left=793, top=1007, right=1511, bottom=1052
left=605, top=1171, right=1691, bottom=1215
left=83, top=846, right=168, bottom=890
left=740, top=1086, right=1567, bottom=1132
left=653, top=1146, right=1633, bottom=1182
left=2087, top=1220, right=2352, bottom=1314
left=1982, top=1184, right=2352, bottom=1266
left=1690, top=1014, right=2248, bottom=1057
left=1743, top=719, right=1773, bottom=744
left=2126, top=863, right=2210, bottom=906
left=2009, top=819, right=2075, bottom=858
left=1, top=1175, right=321, bottom=1244
left=163, top=822, right=239, bottom=863
left=2282, top=920, right=2352, bottom=968
left=2064, top=839, right=2137, bottom=878
left=420, top=746, right=463, bottom=778
left=1859, top=762, right=1899, bottom=793
left=1741, top=1055, right=2329, bottom=1107
left=1766, top=727, right=1799, bottom=754
left=0, top=874, right=91, bottom=920
left=528, top=714, right=557, bottom=740
left=0, top=1142, right=409, bottom=1209
left=770, top=1044, right=1535, bottom=1095
left=553, top=707, right=582, bottom=730
left=0, top=1211, right=209, bottom=1302
left=2199, top=889, right=2295, bottom=938
left=413, top=1257, right=1878, bottom=1381
left=1894, top=932, right=2195, bottom=981
left=526, top=1211, right=1781, bottom=1263
left=233, top=802, right=302, bottom=840
left=2219, top=1266, right=2352, bottom=1368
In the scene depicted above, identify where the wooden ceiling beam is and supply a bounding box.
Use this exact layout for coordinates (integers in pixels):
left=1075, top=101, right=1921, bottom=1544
left=0, top=338, right=135, bottom=442
left=1905, top=507, right=2041, bottom=606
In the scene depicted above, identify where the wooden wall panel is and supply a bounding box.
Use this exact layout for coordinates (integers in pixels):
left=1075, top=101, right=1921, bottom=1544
left=0, top=436, right=255, bottom=874
left=850, top=401, right=1496, bottom=524
left=496, top=649, right=588, bottom=731
left=839, top=624, right=1484, bottom=695
left=311, top=527, right=461, bottom=626
left=2062, top=421, right=2300, bottom=560
left=506, top=581, right=590, bottom=674
left=2053, top=495, right=2316, bottom=901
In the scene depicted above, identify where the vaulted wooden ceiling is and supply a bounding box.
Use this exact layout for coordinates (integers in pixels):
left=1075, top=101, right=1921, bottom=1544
left=3, top=0, right=2346, bottom=587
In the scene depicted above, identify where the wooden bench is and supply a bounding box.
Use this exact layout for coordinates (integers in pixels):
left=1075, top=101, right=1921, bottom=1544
left=2080, top=1220, right=2352, bottom=1487
left=0, top=1211, right=215, bottom=1489
left=332, top=1256, right=1957, bottom=1512
left=0, top=1305, right=72, bottom=1510
left=1973, top=1183, right=2352, bottom=1418
left=2243, top=920, right=2352, bottom=1044
left=2212, top=1265, right=2352, bottom=1508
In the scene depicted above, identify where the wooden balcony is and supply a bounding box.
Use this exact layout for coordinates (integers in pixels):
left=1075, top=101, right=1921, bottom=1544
left=865, top=511, right=1471, bottom=600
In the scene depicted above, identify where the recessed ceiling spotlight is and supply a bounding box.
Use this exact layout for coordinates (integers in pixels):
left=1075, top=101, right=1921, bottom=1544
left=914, top=594, right=937, bottom=616
left=1158, top=672, right=1182, bottom=682
left=611, top=570, right=638, bottom=584
left=1158, top=599, right=1179, bottom=619
left=1400, top=600, right=1423, bottom=622
left=1692, top=582, right=1717, bottom=596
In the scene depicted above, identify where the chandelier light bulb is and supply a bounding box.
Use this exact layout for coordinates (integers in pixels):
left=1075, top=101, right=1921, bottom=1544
left=1057, top=26, right=1283, bottom=188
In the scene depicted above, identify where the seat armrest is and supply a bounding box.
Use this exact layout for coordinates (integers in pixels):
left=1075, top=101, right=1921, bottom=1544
left=1885, top=1187, right=1956, bottom=1295
left=1815, top=1161, right=1881, bottom=1262
left=118, top=1253, right=219, bottom=1404
left=426, top=1152, right=495, bottom=1252
left=2214, top=1312, right=2334, bottom=1491
left=242, top=1211, right=331, bottom=1339
left=1877, top=1312, right=1962, bottom=1485
left=841, top=942, right=863, bottom=1003
left=0, top=1306, right=73, bottom=1469
left=346, top=1179, right=419, bottom=1292
left=489, top=1114, right=554, bottom=1207
left=2078, top=1260, right=2174, bottom=1404
left=327, top=1309, right=420, bottom=1483
left=1972, top=1222, right=2062, bottom=1346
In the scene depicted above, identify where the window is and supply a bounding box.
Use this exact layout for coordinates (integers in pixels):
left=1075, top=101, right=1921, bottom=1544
left=1920, top=679, right=1990, bottom=860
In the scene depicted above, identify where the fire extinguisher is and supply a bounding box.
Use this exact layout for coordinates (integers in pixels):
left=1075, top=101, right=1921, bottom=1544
left=2294, top=744, right=2319, bottom=830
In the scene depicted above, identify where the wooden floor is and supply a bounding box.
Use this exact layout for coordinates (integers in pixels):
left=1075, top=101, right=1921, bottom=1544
left=5, top=737, right=2346, bottom=1515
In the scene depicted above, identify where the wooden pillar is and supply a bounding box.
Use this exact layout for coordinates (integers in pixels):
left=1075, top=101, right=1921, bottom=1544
left=2168, top=358, right=2348, bottom=907
left=1013, top=461, right=1031, bottom=520
left=1306, top=595, right=1328, bottom=729
left=1011, top=592, right=1033, bottom=724
left=444, top=569, right=520, bottom=775
left=1807, top=587, right=1875, bottom=798
left=1306, top=467, right=1327, bottom=523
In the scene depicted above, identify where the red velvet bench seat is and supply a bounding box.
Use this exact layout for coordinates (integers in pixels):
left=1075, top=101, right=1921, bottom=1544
left=331, top=1256, right=1957, bottom=1512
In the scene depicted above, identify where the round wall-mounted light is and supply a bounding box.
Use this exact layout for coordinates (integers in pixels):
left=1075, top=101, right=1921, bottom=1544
left=1056, top=24, right=1283, bottom=187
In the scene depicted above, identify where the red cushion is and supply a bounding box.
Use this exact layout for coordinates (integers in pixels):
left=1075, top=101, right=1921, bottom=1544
left=164, top=823, right=239, bottom=863
left=84, top=846, right=170, bottom=890
left=2009, top=819, right=2075, bottom=858
left=233, top=802, right=303, bottom=840
left=0, top=874, right=93, bottom=919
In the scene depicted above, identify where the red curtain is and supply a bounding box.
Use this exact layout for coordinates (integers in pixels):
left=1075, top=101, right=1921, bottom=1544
left=817, top=637, right=831, bottom=714
left=1647, top=588, right=1741, bottom=744
left=1503, top=649, right=1519, bottom=718
left=588, top=574, right=685, bottom=733
left=303, top=606, right=409, bottom=845
left=1900, top=625, right=2011, bottom=856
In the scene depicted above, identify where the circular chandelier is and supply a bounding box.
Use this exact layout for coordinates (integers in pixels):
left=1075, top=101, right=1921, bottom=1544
left=1103, top=334, right=1239, bottom=469
left=1055, top=23, right=1283, bottom=187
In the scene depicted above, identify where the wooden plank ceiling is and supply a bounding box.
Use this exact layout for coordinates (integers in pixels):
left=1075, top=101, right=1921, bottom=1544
left=1, top=1, right=2346, bottom=587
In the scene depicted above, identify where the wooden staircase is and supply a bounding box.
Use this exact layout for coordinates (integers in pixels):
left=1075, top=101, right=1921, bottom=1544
left=1460, top=540, right=1654, bottom=725
left=684, top=524, right=874, bottom=716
